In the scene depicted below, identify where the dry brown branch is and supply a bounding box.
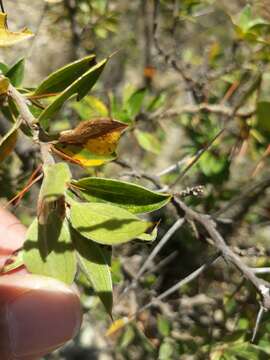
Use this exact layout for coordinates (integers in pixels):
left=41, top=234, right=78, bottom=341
left=150, top=103, right=255, bottom=120
left=172, top=197, right=270, bottom=311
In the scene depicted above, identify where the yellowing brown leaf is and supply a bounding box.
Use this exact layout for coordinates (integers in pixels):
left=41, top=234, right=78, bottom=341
left=0, top=12, right=34, bottom=47
left=52, top=118, right=127, bottom=167
left=58, top=118, right=127, bottom=145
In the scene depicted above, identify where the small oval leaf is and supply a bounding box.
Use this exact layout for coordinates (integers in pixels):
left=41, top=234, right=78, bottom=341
left=70, top=202, right=151, bottom=245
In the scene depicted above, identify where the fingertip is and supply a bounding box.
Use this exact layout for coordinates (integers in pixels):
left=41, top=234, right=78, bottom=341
left=0, top=274, right=82, bottom=359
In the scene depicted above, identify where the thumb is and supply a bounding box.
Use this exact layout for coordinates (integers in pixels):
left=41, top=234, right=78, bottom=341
left=0, top=208, right=82, bottom=360
left=0, top=274, right=82, bottom=360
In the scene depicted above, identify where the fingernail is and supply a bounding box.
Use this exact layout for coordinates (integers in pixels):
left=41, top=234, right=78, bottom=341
left=0, top=275, right=82, bottom=359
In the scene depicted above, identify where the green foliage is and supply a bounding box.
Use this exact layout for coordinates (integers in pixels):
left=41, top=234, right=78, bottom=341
left=39, top=162, right=71, bottom=202
left=231, top=5, right=270, bottom=43
left=5, top=58, right=25, bottom=86
left=37, top=57, right=108, bottom=128
left=2, top=1, right=270, bottom=358
left=134, top=129, right=162, bottom=155
left=34, top=55, right=96, bottom=96
left=72, top=177, right=171, bottom=214
left=70, top=202, right=151, bottom=245
left=72, top=230, right=113, bottom=314
left=23, top=216, right=76, bottom=284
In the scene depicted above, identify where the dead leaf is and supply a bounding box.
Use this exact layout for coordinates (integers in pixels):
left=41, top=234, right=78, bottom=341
left=51, top=118, right=127, bottom=167
left=58, top=118, right=127, bottom=145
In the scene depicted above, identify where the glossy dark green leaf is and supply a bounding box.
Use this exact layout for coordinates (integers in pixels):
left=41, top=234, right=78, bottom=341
left=39, top=162, right=71, bottom=203
left=34, top=54, right=96, bottom=96
left=37, top=58, right=108, bottom=127
left=70, top=202, right=151, bottom=245
left=72, top=230, right=113, bottom=315
left=5, top=58, right=25, bottom=86
left=72, top=177, right=171, bottom=214
left=23, top=216, right=77, bottom=284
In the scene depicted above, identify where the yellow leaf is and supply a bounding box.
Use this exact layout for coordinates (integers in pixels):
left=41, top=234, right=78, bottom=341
left=106, top=317, right=130, bottom=337
left=52, top=118, right=127, bottom=167
left=85, top=131, right=121, bottom=155
left=0, top=12, right=34, bottom=47
left=52, top=144, right=116, bottom=167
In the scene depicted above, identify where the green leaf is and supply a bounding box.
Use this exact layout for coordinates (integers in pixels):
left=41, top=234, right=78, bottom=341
left=199, top=152, right=229, bottom=180
left=136, top=225, right=158, bottom=242
left=157, top=315, right=171, bottom=337
left=23, top=217, right=77, bottom=284
left=256, top=101, right=270, bottom=135
left=70, top=202, right=151, bottom=245
left=34, top=55, right=96, bottom=96
left=237, top=5, right=253, bottom=32
left=37, top=57, right=108, bottom=128
left=71, top=95, right=108, bottom=120
left=72, top=230, right=113, bottom=315
left=0, top=61, right=8, bottom=74
left=231, top=5, right=270, bottom=44
left=5, top=58, right=25, bottom=86
left=135, top=129, right=161, bottom=154
left=119, top=326, right=135, bottom=348
left=158, top=340, right=174, bottom=360
left=39, top=162, right=71, bottom=202
left=127, top=88, right=146, bottom=118
left=72, top=177, right=171, bottom=214
left=226, top=342, right=269, bottom=359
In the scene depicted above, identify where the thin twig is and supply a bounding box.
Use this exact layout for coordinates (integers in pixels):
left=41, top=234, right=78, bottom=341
left=157, top=156, right=189, bottom=177
left=153, top=0, right=201, bottom=103
left=252, top=268, right=270, bottom=274
left=119, top=218, right=185, bottom=300
left=251, top=305, right=265, bottom=343
left=172, top=197, right=270, bottom=311
left=134, top=253, right=220, bottom=317
left=135, top=218, right=185, bottom=281
left=115, top=159, right=161, bottom=189
left=150, top=104, right=255, bottom=121
left=170, top=127, right=225, bottom=188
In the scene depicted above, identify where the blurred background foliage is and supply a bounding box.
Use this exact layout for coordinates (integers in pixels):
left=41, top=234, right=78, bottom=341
left=1, top=0, right=270, bottom=359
